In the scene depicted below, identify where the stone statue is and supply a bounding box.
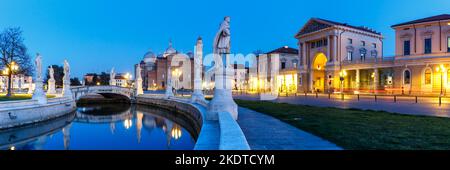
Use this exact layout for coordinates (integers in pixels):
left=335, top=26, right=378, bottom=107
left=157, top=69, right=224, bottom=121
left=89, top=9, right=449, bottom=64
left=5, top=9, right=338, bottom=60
left=64, top=60, right=70, bottom=82
left=136, top=65, right=142, bottom=79
left=47, top=66, right=56, bottom=95
left=135, top=65, right=143, bottom=95
left=207, top=17, right=238, bottom=121
left=49, top=66, right=54, bottom=80
left=35, top=54, right=42, bottom=80
left=32, top=53, right=47, bottom=104
left=110, top=68, right=116, bottom=86
left=191, top=37, right=205, bottom=103
left=212, top=17, right=231, bottom=70
left=213, top=16, right=231, bottom=54
left=62, top=60, right=73, bottom=98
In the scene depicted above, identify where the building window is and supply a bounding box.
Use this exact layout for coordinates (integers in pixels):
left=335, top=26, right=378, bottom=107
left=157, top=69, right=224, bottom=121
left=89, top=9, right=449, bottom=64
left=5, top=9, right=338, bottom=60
left=311, top=42, right=315, bottom=49
left=324, top=38, right=328, bottom=46
left=424, top=38, right=432, bottom=54
left=281, top=62, right=286, bottom=69
left=404, top=70, right=411, bottom=85
left=361, top=41, right=366, bottom=46
left=292, top=59, right=298, bottom=68
left=359, top=48, right=367, bottom=61
left=447, top=36, right=450, bottom=52
left=348, top=38, right=353, bottom=44
left=372, top=43, right=377, bottom=49
left=403, top=40, right=410, bottom=56
left=347, top=51, right=353, bottom=61
left=424, top=69, right=432, bottom=85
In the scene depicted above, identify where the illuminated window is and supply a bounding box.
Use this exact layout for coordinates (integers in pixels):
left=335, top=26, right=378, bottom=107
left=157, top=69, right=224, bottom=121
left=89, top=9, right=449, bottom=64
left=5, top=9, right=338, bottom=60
left=447, top=36, right=450, bottom=52
left=404, top=70, right=411, bottom=85
left=347, top=51, right=353, bottom=61
left=424, top=69, right=432, bottom=85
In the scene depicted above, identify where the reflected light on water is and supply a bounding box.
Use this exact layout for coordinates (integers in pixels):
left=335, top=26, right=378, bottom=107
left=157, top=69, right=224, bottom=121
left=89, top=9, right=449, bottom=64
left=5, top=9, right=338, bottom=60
left=123, top=119, right=133, bottom=129
left=171, top=125, right=182, bottom=140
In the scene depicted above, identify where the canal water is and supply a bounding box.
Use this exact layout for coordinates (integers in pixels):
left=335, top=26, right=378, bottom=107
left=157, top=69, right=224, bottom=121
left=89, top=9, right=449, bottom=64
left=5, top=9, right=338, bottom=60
left=0, top=104, right=197, bottom=150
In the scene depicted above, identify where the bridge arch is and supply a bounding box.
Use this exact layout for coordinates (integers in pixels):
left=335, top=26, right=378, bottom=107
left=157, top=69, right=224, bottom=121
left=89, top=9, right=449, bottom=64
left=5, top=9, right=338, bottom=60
left=71, top=86, right=135, bottom=101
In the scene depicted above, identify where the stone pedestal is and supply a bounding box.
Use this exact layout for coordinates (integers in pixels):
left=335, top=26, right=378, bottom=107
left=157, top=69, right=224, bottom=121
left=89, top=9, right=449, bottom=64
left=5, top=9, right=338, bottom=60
left=63, top=80, right=72, bottom=99
left=47, top=79, right=56, bottom=94
left=32, top=80, right=47, bottom=105
left=208, top=59, right=238, bottom=120
left=165, top=66, right=174, bottom=98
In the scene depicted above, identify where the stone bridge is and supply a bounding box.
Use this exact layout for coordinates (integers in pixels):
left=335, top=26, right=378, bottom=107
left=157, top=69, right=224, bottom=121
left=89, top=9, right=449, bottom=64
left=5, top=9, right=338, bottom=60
left=71, top=86, right=135, bottom=101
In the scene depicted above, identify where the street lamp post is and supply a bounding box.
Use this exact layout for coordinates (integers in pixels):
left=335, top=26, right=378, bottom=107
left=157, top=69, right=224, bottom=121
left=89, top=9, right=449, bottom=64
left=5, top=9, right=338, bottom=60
left=436, top=64, right=446, bottom=96
left=4, top=61, right=19, bottom=97
left=339, top=70, right=347, bottom=100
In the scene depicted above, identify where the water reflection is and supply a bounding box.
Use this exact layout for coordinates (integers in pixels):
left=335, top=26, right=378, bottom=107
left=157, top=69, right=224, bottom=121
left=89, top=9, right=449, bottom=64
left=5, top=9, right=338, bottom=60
left=0, top=104, right=197, bottom=150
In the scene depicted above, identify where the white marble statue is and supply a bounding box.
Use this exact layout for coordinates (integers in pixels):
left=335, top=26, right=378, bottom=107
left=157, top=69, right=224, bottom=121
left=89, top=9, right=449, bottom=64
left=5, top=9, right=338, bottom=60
left=165, top=66, right=174, bottom=98
left=110, top=68, right=116, bottom=86
left=135, top=65, right=144, bottom=95
left=49, top=66, right=54, bottom=80
left=62, top=60, right=73, bottom=98
left=32, top=54, right=47, bottom=104
left=47, top=66, right=56, bottom=94
left=207, top=17, right=238, bottom=120
left=35, top=55, right=43, bottom=81
left=191, top=37, right=206, bottom=103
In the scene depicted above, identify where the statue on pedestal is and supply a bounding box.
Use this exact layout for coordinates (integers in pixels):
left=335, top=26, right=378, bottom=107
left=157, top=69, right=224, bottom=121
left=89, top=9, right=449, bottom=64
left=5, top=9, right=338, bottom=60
left=135, top=65, right=144, bottom=95
left=191, top=37, right=206, bottom=103
left=207, top=16, right=238, bottom=120
left=110, top=68, right=116, bottom=86
left=32, top=54, right=47, bottom=104
left=47, top=66, right=56, bottom=94
left=62, top=60, right=73, bottom=98
left=165, top=66, right=174, bottom=98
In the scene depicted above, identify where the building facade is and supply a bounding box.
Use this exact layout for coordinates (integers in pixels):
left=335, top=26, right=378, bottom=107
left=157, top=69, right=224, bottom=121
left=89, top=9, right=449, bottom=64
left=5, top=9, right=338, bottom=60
left=137, top=41, right=195, bottom=91
left=295, top=14, right=450, bottom=95
left=257, top=46, right=299, bottom=94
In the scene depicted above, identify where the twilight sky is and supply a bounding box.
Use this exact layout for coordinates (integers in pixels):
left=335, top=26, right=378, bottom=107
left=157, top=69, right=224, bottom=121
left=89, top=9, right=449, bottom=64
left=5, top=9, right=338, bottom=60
left=0, top=0, right=449, bottom=78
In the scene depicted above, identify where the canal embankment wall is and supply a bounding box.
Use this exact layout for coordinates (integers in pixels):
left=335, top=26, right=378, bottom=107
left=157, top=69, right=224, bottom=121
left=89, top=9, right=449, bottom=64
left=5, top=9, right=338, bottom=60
left=136, top=95, right=250, bottom=150
left=0, top=97, right=76, bottom=129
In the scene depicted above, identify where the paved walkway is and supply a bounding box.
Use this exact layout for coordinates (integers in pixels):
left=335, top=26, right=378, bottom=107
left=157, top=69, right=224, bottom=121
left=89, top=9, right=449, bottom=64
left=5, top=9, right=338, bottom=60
left=237, top=107, right=342, bottom=150
left=235, top=94, right=450, bottom=118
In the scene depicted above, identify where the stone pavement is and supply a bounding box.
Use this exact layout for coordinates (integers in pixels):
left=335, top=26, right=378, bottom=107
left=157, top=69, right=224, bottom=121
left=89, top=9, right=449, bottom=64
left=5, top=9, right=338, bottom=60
left=237, top=107, right=342, bottom=150
left=235, top=94, right=450, bottom=118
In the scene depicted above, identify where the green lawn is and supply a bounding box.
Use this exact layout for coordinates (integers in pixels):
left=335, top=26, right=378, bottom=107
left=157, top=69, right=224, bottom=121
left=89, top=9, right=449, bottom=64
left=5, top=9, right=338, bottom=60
left=0, top=94, right=56, bottom=101
left=235, top=99, right=450, bottom=150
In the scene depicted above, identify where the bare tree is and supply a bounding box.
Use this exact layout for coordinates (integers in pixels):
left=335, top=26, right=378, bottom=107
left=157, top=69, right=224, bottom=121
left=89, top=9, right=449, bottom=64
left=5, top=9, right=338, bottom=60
left=0, top=27, right=33, bottom=97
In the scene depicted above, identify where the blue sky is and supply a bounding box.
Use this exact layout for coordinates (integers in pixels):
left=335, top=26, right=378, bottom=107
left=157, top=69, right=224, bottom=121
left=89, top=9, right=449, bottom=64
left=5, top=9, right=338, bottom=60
left=0, top=0, right=449, bottom=78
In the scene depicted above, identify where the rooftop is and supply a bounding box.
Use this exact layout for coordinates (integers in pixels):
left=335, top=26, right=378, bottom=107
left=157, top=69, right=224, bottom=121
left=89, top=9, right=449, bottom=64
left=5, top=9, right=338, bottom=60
left=296, top=18, right=381, bottom=37
left=391, top=14, right=450, bottom=28
left=266, top=46, right=299, bottom=54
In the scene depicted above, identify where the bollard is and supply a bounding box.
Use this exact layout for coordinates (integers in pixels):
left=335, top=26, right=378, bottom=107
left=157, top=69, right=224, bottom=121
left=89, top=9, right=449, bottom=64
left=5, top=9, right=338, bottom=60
left=415, top=96, right=418, bottom=103
left=305, top=92, right=307, bottom=98
left=375, top=95, right=377, bottom=102
left=439, top=96, right=442, bottom=106
left=341, top=93, right=344, bottom=101
left=357, top=94, right=360, bottom=101
left=394, top=95, right=397, bottom=103
left=316, top=92, right=318, bottom=98
left=328, top=93, right=331, bottom=99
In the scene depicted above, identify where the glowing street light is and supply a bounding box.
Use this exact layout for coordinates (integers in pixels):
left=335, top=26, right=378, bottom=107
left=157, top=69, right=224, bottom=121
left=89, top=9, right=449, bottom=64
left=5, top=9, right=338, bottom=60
left=436, top=64, right=446, bottom=96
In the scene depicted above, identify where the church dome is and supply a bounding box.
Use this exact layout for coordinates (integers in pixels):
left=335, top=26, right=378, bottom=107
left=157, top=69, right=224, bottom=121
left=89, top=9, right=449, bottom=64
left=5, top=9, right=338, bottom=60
left=143, top=50, right=156, bottom=63
left=164, top=41, right=177, bottom=55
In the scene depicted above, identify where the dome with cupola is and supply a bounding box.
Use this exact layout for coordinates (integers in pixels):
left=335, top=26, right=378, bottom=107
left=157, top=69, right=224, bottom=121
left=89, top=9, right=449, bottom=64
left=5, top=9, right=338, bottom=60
left=143, top=50, right=156, bottom=63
